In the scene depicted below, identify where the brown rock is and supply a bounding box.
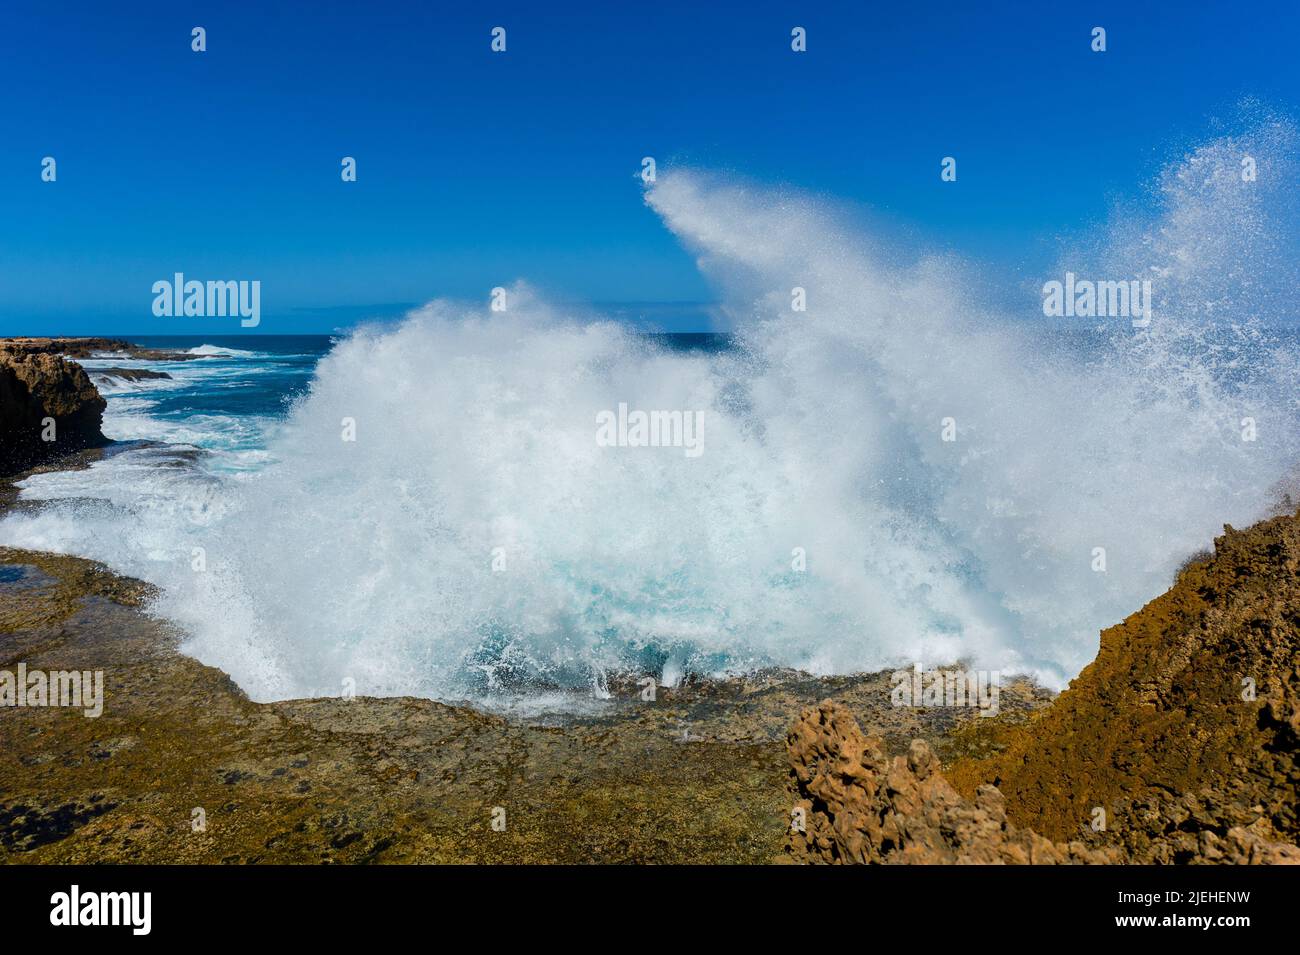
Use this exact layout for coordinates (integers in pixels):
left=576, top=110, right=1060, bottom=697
left=785, top=700, right=1116, bottom=864
left=0, top=348, right=107, bottom=475
left=0, top=337, right=214, bottom=362
left=0, top=337, right=139, bottom=359
left=946, top=510, right=1300, bottom=864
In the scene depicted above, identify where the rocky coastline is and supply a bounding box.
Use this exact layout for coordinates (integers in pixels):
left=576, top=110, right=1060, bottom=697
left=786, top=512, right=1300, bottom=864
left=0, top=337, right=216, bottom=362
left=1, top=540, right=1060, bottom=863
left=0, top=337, right=198, bottom=476
left=2, top=337, right=1298, bottom=864
left=0, top=342, right=107, bottom=476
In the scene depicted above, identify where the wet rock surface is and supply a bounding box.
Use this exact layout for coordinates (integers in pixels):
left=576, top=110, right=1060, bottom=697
left=6, top=494, right=1299, bottom=863
left=90, top=368, right=173, bottom=385
left=0, top=547, right=1041, bottom=864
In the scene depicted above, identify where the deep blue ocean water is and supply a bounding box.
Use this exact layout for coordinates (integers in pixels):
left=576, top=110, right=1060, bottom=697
left=106, top=335, right=332, bottom=417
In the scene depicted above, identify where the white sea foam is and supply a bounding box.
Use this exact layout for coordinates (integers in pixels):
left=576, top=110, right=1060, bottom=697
left=3, top=122, right=1299, bottom=705
left=90, top=374, right=187, bottom=396
left=187, top=344, right=262, bottom=357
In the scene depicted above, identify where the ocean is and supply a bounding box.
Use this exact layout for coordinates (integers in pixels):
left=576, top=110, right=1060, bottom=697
left=4, top=126, right=1300, bottom=711
left=81, top=331, right=731, bottom=467
left=81, top=336, right=333, bottom=466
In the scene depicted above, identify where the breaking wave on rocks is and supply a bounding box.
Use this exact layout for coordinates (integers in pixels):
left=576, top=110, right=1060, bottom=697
left=4, top=121, right=1300, bottom=706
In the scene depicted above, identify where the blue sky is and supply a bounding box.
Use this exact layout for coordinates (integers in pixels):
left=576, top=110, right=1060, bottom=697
left=2, top=0, right=1298, bottom=334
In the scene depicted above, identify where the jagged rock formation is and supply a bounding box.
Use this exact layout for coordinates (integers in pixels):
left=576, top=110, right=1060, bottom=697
left=0, top=346, right=106, bottom=475
left=947, top=511, right=1300, bottom=863
left=786, top=701, right=1116, bottom=863
left=789, top=510, right=1300, bottom=864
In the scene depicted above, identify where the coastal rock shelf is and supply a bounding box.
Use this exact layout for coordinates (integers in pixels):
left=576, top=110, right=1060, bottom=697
left=0, top=337, right=215, bottom=362
left=4, top=510, right=1299, bottom=863
left=0, top=548, right=1047, bottom=864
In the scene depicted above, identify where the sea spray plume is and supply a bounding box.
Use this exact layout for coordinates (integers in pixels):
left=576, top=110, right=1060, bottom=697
left=145, top=288, right=863, bottom=701
left=1069, top=116, right=1300, bottom=390
left=3, top=125, right=1300, bottom=706
left=142, top=277, right=1068, bottom=701
left=647, top=173, right=1097, bottom=677
left=646, top=135, right=1300, bottom=681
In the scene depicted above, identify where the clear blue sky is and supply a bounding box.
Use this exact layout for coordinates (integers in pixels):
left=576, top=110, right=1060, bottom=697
left=2, top=0, right=1298, bottom=334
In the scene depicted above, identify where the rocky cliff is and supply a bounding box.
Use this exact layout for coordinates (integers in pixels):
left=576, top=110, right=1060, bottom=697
left=0, top=344, right=107, bottom=475
left=948, top=511, right=1300, bottom=863
left=787, top=510, right=1300, bottom=864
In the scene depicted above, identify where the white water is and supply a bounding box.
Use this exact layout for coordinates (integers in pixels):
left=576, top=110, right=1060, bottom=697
left=4, top=122, right=1300, bottom=705
left=185, top=344, right=264, bottom=358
